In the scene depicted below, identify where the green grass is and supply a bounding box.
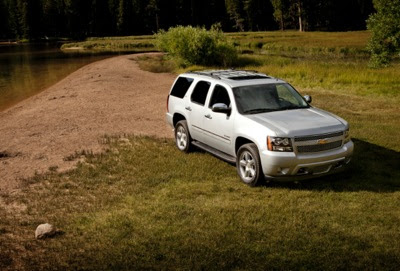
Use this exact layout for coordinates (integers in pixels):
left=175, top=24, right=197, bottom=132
left=1, top=136, right=399, bottom=270
left=2, top=31, right=400, bottom=270
left=227, top=31, right=371, bottom=48
left=228, top=31, right=371, bottom=57
left=61, top=35, right=155, bottom=52
left=134, top=54, right=177, bottom=73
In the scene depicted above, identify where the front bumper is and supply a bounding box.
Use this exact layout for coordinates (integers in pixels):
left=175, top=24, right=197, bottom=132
left=260, top=140, right=354, bottom=181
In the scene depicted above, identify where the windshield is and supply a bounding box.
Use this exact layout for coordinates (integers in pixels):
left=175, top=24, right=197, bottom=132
left=233, top=83, right=310, bottom=114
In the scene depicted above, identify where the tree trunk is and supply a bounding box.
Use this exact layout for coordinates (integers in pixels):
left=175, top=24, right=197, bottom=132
left=298, top=0, right=303, bottom=32
left=155, top=13, right=159, bottom=31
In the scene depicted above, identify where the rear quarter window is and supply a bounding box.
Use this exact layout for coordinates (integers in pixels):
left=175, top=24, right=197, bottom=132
left=170, top=77, right=194, bottom=98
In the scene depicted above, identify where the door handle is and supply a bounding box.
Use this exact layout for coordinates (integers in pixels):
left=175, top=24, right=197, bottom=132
left=185, top=106, right=192, bottom=111
left=205, top=114, right=212, bottom=119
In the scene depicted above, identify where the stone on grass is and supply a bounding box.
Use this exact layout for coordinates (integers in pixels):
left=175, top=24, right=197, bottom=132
left=35, top=223, right=56, bottom=239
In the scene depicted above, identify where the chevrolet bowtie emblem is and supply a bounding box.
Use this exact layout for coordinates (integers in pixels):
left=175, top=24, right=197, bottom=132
left=318, top=139, right=328, bottom=145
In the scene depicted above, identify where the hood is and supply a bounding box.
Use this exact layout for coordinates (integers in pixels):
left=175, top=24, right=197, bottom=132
left=245, top=108, right=346, bottom=137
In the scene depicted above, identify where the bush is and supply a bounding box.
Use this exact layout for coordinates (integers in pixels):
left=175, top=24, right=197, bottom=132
left=155, top=25, right=237, bottom=67
left=367, top=0, right=400, bottom=67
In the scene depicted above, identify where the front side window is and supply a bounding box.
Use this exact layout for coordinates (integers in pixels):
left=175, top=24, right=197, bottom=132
left=233, top=83, right=309, bottom=114
left=209, top=85, right=231, bottom=108
left=191, top=81, right=211, bottom=105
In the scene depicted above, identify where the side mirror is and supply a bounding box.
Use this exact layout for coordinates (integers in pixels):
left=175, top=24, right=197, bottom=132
left=304, top=95, right=312, bottom=103
left=212, top=103, right=231, bottom=114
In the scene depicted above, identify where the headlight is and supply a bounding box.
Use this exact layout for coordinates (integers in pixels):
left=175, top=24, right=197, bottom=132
left=267, top=136, right=293, bottom=152
left=344, top=128, right=350, bottom=143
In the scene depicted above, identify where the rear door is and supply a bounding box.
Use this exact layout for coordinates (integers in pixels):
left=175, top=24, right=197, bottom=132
left=187, top=80, right=211, bottom=142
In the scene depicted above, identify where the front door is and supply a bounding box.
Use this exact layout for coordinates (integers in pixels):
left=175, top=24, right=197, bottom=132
left=202, top=84, right=235, bottom=156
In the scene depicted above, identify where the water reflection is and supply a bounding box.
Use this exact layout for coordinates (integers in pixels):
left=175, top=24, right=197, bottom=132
left=0, top=43, right=131, bottom=111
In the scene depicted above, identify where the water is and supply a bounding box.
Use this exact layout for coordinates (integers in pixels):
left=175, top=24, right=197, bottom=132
left=0, top=43, right=127, bottom=111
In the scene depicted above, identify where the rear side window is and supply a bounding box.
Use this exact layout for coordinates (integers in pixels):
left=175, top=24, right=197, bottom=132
left=170, top=77, right=194, bottom=98
left=191, top=81, right=211, bottom=105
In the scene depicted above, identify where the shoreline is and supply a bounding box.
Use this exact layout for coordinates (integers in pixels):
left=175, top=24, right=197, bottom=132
left=0, top=53, right=175, bottom=193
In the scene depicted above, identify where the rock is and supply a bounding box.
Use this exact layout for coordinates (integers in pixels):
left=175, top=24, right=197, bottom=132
left=35, top=223, right=56, bottom=239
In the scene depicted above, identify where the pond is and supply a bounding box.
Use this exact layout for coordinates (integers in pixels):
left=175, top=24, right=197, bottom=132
left=0, top=43, right=130, bottom=112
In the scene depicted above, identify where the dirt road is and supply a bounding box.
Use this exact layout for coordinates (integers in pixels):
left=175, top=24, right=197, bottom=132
left=0, top=53, right=175, bottom=193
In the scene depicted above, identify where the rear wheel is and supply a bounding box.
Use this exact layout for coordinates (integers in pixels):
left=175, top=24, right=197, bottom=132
left=175, top=120, right=191, bottom=153
left=236, top=143, right=264, bottom=186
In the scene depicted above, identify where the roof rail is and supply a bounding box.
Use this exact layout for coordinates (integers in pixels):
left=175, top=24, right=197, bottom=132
left=187, top=70, right=271, bottom=80
left=187, top=71, right=221, bottom=79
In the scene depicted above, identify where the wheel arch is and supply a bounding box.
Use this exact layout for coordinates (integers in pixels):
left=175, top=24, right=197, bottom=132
left=173, top=113, right=186, bottom=127
left=235, top=136, right=256, bottom=154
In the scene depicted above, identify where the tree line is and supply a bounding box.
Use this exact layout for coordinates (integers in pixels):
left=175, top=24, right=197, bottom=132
left=0, top=0, right=374, bottom=40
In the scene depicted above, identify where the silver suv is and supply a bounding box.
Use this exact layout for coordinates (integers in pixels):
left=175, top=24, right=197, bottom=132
left=166, top=70, right=354, bottom=186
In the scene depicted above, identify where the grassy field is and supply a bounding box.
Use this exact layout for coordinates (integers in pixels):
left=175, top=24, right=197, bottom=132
left=61, top=35, right=155, bottom=52
left=1, top=31, right=400, bottom=270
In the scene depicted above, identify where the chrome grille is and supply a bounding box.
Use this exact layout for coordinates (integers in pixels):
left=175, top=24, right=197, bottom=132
left=294, top=131, right=344, bottom=142
left=297, top=140, right=342, bottom=153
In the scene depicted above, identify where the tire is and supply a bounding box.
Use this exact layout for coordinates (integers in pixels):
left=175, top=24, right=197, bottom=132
left=236, top=143, right=264, bottom=186
left=175, top=120, right=192, bottom=153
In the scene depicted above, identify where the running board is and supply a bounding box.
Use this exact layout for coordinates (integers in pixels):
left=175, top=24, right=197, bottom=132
left=192, top=141, right=236, bottom=164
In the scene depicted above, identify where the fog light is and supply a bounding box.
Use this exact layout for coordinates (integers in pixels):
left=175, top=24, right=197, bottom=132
left=281, top=168, right=289, bottom=175
left=277, top=167, right=290, bottom=175
left=333, top=161, right=344, bottom=169
left=297, top=167, right=309, bottom=175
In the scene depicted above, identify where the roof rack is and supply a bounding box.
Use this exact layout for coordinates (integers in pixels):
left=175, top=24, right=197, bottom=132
left=187, top=69, right=271, bottom=81
left=188, top=71, right=222, bottom=79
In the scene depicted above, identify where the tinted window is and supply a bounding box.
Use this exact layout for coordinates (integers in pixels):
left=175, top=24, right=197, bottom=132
left=170, top=77, right=194, bottom=98
left=233, top=83, right=309, bottom=114
left=209, top=85, right=231, bottom=108
left=191, top=81, right=211, bottom=105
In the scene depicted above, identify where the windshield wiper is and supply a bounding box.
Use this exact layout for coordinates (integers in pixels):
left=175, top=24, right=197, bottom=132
left=243, top=108, right=277, bottom=114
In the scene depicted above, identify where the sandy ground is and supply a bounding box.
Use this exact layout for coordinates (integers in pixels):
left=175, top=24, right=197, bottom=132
left=0, top=53, right=175, bottom=193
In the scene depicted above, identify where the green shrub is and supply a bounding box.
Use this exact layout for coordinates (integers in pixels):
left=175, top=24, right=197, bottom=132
left=155, top=25, right=237, bottom=67
left=367, top=0, right=400, bottom=67
left=251, top=41, right=264, bottom=49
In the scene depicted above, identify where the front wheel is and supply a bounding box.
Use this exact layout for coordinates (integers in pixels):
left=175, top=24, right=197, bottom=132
left=175, top=120, right=192, bottom=153
left=236, top=143, right=264, bottom=186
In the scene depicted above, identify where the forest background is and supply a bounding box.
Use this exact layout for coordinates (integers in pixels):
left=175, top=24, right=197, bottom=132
left=0, top=0, right=374, bottom=40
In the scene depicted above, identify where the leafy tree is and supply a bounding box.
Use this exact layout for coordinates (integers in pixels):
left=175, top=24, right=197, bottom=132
left=42, top=0, right=66, bottom=37
left=0, top=0, right=10, bottom=38
left=15, top=0, right=42, bottom=39
left=146, top=0, right=159, bottom=31
left=64, top=0, right=90, bottom=38
left=117, top=0, right=134, bottom=35
left=367, top=0, right=400, bottom=67
left=244, top=0, right=275, bottom=31
left=225, top=0, right=245, bottom=31
left=89, top=0, right=113, bottom=36
left=271, top=0, right=288, bottom=30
